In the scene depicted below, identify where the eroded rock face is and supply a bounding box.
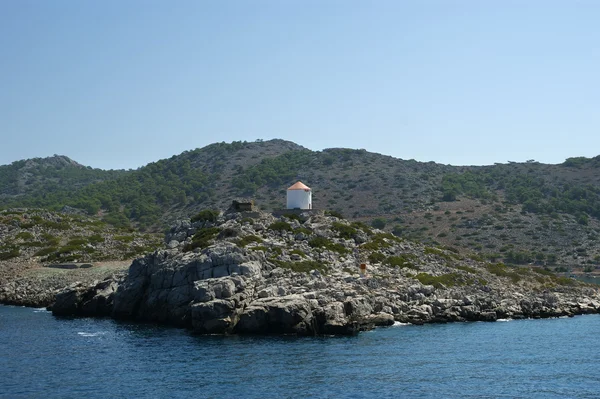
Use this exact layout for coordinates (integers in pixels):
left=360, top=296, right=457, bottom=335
left=51, top=210, right=600, bottom=335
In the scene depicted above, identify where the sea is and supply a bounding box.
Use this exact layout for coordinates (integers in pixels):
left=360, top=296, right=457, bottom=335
left=1, top=305, right=599, bottom=399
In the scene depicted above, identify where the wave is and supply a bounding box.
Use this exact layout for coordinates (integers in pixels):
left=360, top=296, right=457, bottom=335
left=77, top=331, right=108, bottom=337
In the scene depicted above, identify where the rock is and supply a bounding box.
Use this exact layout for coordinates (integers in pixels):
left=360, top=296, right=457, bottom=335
left=236, top=295, right=315, bottom=335
left=191, top=299, right=237, bottom=334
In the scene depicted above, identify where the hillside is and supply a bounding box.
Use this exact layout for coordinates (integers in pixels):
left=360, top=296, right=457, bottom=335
left=1, top=140, right=600, bottom=274
left=0, top=208, right=163, bottom=306
left=0, top=155, right=126, bottom=198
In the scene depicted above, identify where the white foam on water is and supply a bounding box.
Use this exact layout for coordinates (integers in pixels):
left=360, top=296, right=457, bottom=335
left=33, top=308, right=50, bottom=313
left=392, top=321, right=411, bottom=327
left=496, top=319, right=512, bottom=322
left=77, top=332, right=107, bottom=337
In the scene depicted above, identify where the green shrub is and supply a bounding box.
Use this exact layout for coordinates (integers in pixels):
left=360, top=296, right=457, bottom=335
left=324, top=210, right=344, bottom=219
left=249, top=245, right=268, bottom=252
left=236, top=235, right=263, bottom=247
left=191, top=209, right=220, bottom=223
left=67, top=237, right=88, bottom=246
left=114, top=235, right=134, bottom=243
left=485, top=263, right=521, bottom=283
left=455, top=265, right=478, bottom=274
left=384, top=254, right=418, bottom=269
left=21, top=241, right=46, bottom=248
left=268, top=221, right=293, bottom=232
left=88, top=234, right=105, bottom=244
left=308, top=236, right=349, bottom=254
left=290, top=249, right=306, bottom=258
left=183, top=227, right=221, bottom=252
left=371, top=218, right=386, bottom=229
left=368, top=252, right=386, bottom=264
left=350, top=222, right=372, bottom=235
left=332, top=222, right=357, bottom=239
left=293, top=227, right=312, bottom=235
left=15, top=232, right=34, bottom=240
left=532, top=267, right=555, bottom=276
left=361, top=232, right=399, bottom=251
left=34, top=247, right=58, bottom=257
left=282, top=213, right=303, bottom=222
left=414, top=272, right=464, bottom=288
left=424, top=247, right=459, bottom=261
left=0, top=247, right=19, bottom=261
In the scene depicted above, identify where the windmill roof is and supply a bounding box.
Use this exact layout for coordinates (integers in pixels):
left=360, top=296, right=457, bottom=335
left=287, top=181, right=311, bottom=190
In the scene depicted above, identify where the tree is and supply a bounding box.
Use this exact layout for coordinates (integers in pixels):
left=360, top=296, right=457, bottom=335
left=371, top=218, right=386, bottom=229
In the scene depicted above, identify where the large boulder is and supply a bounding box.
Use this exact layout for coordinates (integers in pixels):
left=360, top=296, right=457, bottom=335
left=236, top=295, right=316, bottom=335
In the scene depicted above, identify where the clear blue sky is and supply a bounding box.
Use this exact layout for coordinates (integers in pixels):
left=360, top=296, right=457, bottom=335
left=1, top=1, right=599, bottom=170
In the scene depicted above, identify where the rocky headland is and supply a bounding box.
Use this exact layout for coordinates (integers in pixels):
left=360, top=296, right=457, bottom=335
left=50, top=209, right=600, bottom=335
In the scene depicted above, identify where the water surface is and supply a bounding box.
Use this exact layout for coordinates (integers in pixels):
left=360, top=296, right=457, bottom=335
left=1, top=306, right=599, bottom=398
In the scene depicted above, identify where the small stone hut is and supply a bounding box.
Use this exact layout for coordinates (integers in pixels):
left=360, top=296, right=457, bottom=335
left=230, top=198, right=255, bottom=212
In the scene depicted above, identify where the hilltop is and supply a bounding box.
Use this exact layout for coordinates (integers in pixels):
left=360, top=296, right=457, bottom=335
left=1, top=139, right=600, bottom=273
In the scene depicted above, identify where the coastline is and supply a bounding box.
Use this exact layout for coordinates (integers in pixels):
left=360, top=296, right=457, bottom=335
left=45, top=211, right=600, bottom=335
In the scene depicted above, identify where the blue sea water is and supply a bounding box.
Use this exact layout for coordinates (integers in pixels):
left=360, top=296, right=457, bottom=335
left=1, top=306, right=599, bottom=399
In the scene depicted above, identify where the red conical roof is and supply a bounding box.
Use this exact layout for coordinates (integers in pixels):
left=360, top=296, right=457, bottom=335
left=287, top=181, right=311, bottom=190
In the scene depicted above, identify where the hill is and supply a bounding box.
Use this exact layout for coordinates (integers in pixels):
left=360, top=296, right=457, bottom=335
left=1, top=139, right=600, bottom=274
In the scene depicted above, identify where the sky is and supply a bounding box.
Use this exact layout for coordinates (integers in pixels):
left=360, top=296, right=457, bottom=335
left=1, top=1, right=599, bottom=170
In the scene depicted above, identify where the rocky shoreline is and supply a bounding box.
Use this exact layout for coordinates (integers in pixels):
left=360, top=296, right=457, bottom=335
left=47, top=210, right=600, bottom=335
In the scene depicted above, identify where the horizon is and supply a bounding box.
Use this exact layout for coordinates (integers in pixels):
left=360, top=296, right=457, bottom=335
left=2, top=138, right=597, bottom=171
left=2, top=2, right=599, bottom=170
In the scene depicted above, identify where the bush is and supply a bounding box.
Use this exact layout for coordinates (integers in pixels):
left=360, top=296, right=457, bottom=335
left=15, top=232, right=34, bottom=240
left=324, top=210, right=344, bottom=219
left=191, top=209, right=219, bottom=223
left=371, top=218, right=386, bottom=229
left=0, top=247, right=20, bottom=260
left=236, top=235, right=263, bottom=247
left=268, top=221, right=292, bottom=232
left=282, top=213, right=303, bottom=222
left=485, top=263, right=521, bottom=283
left=34, top=247, right=58, bottom=257
left=308, top=236, right=349, bottom=254
left=414, top=272, right=464, bottom=288
left=183, top=227, right=221, bottom=252
left=114, top=235, right=134, bottom=243
left=361, top=233, right=399, bottom=251
left=293, top=227, right=312, bottom=235
left=368, top=252, right=386, bottom=264
left=332, top=222, right=357, bottom=239
left=384, top=254, right=418, bottom=269
left=88, top=234, right=105, bottom=244
left=455, top=265, right=478, bottom=274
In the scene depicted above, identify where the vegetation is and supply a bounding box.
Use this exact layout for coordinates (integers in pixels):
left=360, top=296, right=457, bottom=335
left=183, top=227, right=221, bottom=252
left=191, top=209, right=220, bottom=223
left=384, top=254, right=418, bottom=269
left=236, top=235, right=264, bottom=247
left=268, top=221, right=293, bottom=232
left=308, top=236, right=349, bottom=254
left=413, top=272, right=466, bottom=288
left=331, top=222, right=357, bottom=239
left=367, top=252, right=386, bottom=264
